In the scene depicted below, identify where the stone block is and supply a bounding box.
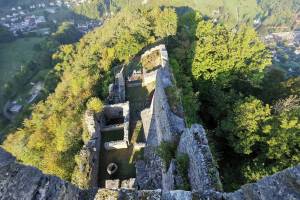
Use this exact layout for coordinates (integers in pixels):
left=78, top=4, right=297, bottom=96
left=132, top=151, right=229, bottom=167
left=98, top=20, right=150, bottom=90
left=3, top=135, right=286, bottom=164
left=105, top=179, right=120, bottom=189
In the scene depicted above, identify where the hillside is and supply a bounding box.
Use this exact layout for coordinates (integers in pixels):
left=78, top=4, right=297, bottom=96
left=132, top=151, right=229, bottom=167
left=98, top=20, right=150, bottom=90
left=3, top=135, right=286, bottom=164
left=83, top=0, right=300, bottom=32
left=1, top=0, right=299, bottom=31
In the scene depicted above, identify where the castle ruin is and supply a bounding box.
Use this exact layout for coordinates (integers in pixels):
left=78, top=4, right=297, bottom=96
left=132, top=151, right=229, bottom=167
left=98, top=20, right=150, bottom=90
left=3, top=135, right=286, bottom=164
left=0, top=44, right=299, bottom=200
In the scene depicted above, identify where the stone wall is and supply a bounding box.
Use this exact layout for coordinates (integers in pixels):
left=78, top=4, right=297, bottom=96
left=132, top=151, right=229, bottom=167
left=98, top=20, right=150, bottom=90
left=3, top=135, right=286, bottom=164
left=162, top=160, right=176, bottom=191
left=143, top=70, right=158, bottom=86
left=103, top=102, right=130, bottom=150
left=141, top=45, right=185, bottom=147
left=223, top=164, right=300, bottom=200
left=108, top=66, right=126, bottom=104
left=142, top=45, right=170, bottom=86
left=0, top=146, right=298, bottom=200
left=177, top=124, right=222, bottom=193
left=0, top=148, right=89, bottom=200
left=104, top=140, right=128, bottom=150
left=72, top=110, right=102, bottom=189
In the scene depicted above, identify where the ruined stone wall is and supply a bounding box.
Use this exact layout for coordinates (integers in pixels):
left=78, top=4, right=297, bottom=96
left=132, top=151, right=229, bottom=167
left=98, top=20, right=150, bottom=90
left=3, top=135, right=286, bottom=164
left=103, top=102, right=130, bottom=150
left=0, top=148, right=90, bottom=200
left=116, top=66, right=126, bottom=103
left=94, top=164, right=300, bottom=200
left=141, top=45, right=185, bottom=147
left=272, top=31, right=300, bottom=42
left=0, top=146, right=299, bottom=200
left=178, top=124, right=222, bottom=193
left=72, top=111, right=102, bottom=189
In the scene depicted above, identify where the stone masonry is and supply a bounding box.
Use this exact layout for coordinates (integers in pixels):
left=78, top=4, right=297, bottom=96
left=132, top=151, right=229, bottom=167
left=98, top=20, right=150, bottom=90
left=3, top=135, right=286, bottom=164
left=72, top=110, right=101, bottom=189
left=102, top=101, right=130, bottom=150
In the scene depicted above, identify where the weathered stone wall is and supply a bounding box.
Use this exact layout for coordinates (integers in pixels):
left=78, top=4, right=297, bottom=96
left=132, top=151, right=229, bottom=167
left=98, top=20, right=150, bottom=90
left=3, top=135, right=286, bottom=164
left=223, top=164, right=300, bottom=200
left=103, top=102, right=130, bottom=150
left=272, top=31, right=300, bottom=42
left=143, top=70, right=158, bottom=86
left=177, top=124, right=222, bottom=193
left=116, top=66, right=126, bottom=103
left=108, top=66, right=126, bottom=104
left=135, top=146, right=163, bottom=190
left=0, top=135, right=299, bottom=200
left=104, top=140, right=128, bottom=150
left=141, top=45, right=185, bottom=147
left=72, top=110, right=102, bottom=189
left=0, top=148, right=89, bottom=200
left=141, top=45, right=166, bottom=86
left=162, top=160, right=176, bottom=191
left=94, top=164, right=300, bottom=199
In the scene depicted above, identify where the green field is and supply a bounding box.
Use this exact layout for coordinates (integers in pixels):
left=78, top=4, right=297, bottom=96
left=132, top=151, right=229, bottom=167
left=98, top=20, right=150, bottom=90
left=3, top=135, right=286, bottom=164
left=0, top=37, right=44, bottom=85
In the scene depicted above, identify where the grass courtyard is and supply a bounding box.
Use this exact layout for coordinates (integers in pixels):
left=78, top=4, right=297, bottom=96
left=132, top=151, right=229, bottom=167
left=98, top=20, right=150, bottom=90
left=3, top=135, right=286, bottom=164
left=98, top=130, right=140, bottom=187
left=97, top=81, right=154, bottom=187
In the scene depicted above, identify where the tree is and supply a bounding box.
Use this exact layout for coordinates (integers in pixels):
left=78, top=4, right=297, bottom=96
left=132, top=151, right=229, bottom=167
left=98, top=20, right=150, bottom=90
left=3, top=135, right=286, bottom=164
left=52, top=22, right=82, bottom=44
left=192, top=22, right=271, bottom=88
left=220, top=96, right=271, bottom=154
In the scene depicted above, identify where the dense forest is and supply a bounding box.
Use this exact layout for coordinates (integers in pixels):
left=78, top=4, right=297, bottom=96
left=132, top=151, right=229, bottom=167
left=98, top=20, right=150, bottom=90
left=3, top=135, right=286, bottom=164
left=1, top=1, right=299, bottom=192
left=71, top=0, right=300, bottom=31
left=0, top=21, right=82, bottom=141
left=1, top=0, right=299, bottom=31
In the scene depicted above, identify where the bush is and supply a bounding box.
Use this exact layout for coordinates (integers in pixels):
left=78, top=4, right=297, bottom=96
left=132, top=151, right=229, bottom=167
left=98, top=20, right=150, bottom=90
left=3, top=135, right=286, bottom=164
left=86, top=97, right=104, bottom=113
left=176, top=153, right=190, bottom=190
left=165, top=85, right=182, bottom=115
left=156, top=142, right=177, bottom=168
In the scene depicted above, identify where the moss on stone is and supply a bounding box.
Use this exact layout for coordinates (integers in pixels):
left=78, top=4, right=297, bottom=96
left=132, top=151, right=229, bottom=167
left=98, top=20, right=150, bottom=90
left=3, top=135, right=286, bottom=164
left=156, top=142, right=177, bottom=168
left=176, top=153, right=191, bottom=190
left=165, top=85, right=182, bottom=116
left=141, top=49, right=161, bottom=72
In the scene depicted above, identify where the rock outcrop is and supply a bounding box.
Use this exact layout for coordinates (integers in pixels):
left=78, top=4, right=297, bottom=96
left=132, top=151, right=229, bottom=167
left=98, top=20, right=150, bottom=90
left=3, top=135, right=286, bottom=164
left=224, top=165, right=300, bottom=200
left=0, top=148, right=89, bottom=200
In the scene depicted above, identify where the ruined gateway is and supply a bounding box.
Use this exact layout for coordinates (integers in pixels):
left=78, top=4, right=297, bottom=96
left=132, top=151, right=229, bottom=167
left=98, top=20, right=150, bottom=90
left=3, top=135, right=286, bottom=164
left=0, top=45, right=299, bottom=200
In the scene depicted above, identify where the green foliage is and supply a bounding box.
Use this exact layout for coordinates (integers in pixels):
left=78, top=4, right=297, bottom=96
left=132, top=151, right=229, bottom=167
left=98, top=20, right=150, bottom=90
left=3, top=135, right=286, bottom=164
left=86, top=97, right=103, bottom=113
left=165, top=85, right=182, bottom=116
left=52, top=22, right=82, bottom=44
left=220, top=96, right=271, bottom=154
left=71, top=152, right=90, bottom=189
left=192, top=22, right=271, bottom=87
left=175, top=153, right=190, bottom=191
left=156, top=142, right=177, bottom=168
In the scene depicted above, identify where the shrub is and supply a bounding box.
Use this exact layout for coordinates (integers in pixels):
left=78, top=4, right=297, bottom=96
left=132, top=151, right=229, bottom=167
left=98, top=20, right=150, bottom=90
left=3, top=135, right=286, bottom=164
left=165, top=85, right=182, bottom=115
left=176, top=153, right=190, bottom=190
left=156, top=142, right=177, bottom=168
left=86, top=97, right=104, bottom=113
